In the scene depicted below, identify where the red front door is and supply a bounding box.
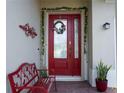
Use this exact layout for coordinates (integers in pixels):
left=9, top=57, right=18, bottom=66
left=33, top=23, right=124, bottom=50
left=48, top=14, right=81, bottom=76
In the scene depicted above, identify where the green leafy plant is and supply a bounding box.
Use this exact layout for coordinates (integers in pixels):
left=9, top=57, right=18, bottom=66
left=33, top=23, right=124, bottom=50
left=96, top=60, right=112, bottom=80
left=40, top=70, right=48, bottom=78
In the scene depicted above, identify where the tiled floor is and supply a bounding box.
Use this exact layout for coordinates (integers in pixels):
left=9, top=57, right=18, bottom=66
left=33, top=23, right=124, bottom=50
left=50, top=81, right=116, bottom=93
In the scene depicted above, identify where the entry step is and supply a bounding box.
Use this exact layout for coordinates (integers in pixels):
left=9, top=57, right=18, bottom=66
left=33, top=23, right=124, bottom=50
left=56, top=76, right=82, bottom=81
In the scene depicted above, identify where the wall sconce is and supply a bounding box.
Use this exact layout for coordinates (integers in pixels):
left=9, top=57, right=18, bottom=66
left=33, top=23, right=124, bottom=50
left=103, top=22, right=110, bottom=30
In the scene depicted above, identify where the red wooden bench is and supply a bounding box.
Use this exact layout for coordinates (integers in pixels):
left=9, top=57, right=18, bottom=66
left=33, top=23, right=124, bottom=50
left=8, top=63, right=56, bottom=93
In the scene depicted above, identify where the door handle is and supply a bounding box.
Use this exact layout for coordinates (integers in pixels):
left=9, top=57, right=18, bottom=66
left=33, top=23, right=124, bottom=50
left=69, top=41, right=71, bottom=45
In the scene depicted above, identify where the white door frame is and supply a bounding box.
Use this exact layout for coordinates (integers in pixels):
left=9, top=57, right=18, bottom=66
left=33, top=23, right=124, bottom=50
left=43, top=10, right=87, bottom=81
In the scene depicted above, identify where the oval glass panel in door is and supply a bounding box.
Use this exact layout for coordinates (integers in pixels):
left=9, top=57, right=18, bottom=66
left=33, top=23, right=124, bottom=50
left=54, top=19, right=67, bottom=58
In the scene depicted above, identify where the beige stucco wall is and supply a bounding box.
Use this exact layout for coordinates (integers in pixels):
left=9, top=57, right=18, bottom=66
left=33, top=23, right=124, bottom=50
left=40, top=0, right=88, bottom=8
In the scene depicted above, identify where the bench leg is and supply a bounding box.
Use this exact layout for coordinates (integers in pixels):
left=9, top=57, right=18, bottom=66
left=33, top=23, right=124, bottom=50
left=54, top=81, right=57, bottom=91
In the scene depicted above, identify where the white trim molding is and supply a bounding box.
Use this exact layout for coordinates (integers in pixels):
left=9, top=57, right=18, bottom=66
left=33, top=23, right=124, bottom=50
left=44, top=10, right=87, bottom=81
left=56, top=76, right=82, bottom=81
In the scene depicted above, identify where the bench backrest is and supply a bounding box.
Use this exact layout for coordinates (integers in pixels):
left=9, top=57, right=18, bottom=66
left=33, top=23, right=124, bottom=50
left=8, top=63, right=39, bottom=93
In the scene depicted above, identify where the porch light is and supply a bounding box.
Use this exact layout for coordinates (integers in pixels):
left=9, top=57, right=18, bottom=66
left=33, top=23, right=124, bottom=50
left=103, top=22, right=110, bottom=30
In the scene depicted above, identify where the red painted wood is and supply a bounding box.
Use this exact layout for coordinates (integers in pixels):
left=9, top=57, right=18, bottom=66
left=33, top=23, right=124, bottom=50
left=48, top=14, right=81, bottom=76
left=8, top=63, right=56, bottom=93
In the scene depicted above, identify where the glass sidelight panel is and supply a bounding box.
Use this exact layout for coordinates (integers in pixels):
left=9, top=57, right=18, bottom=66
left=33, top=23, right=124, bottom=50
left=54, top=19, right=67, bottom=58
left=74, top=18, right=79, bottom=58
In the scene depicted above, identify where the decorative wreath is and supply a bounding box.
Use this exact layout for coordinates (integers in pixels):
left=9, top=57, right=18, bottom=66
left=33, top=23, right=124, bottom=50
left=54, top=21, right=66, bottom=34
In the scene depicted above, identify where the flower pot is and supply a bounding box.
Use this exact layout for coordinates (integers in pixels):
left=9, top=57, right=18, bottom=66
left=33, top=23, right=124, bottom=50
left=96, top=79, right=108, bottom=92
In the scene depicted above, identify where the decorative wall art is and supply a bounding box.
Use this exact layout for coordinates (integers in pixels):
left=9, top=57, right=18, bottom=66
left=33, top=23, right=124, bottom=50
left=19, top=23, right=37, bottom=38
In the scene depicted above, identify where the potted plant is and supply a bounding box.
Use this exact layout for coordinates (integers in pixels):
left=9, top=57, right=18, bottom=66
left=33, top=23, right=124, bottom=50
left=96, top=60, right=112, bottom=92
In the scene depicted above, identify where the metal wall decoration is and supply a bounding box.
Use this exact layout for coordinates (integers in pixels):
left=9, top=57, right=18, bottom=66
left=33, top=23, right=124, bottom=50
left=19, top=23, right=37, bottom=38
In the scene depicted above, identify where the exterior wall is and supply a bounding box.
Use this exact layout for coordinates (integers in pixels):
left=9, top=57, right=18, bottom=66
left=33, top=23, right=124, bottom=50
left=88, top=0, right=93, bottom=85
left=6, top=0, right=41, bottom=92
left=40, top=0, right=88, bottom=8
left=89, top=0, right=116, bottom=87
